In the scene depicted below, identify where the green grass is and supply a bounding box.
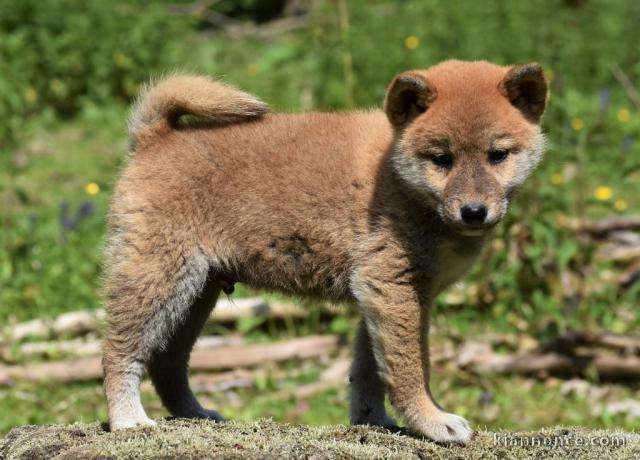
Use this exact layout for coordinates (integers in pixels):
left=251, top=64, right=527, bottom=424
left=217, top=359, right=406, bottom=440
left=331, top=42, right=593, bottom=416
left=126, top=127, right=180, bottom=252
left=2, top=417, right=639, bottom=459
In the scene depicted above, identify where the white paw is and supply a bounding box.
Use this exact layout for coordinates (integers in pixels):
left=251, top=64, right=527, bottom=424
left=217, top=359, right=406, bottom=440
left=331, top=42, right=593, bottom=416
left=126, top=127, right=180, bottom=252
left=110, top=415, right=157, bottom=431
left=415, top=412, right=473, bottom=445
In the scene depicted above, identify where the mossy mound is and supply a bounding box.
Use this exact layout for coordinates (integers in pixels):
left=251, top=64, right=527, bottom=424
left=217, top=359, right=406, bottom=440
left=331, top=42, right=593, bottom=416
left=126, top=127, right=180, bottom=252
left=1, top=419, right=638, bottom=459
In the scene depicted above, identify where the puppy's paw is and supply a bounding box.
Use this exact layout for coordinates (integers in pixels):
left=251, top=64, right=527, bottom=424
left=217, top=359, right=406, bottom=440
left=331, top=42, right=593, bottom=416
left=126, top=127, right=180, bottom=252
left=415, top=412, right=473, bottom=445
left=110, top=415, right=156, bottom=431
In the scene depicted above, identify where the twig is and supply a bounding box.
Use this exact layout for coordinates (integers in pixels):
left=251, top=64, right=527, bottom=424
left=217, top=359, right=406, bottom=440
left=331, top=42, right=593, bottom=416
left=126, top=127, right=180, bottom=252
left=1, top=297, right=318, bottom=344
left=611, top=64, right=640, bottom=111
left=459, top=332, right=640, bottom=379
left=1, top=335, right=245, bottom=363
left=595, top=243, right=640, bottom=263
left=0, top=335, right=340, bottom=385
left=270, top=357, right=350, bottom=400
left=561, top=215, right=640, bottom=236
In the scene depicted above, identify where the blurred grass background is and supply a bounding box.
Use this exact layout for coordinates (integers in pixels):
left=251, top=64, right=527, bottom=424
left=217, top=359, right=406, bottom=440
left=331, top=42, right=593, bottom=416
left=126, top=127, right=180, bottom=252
left=1, top=0, right=639, bottom=435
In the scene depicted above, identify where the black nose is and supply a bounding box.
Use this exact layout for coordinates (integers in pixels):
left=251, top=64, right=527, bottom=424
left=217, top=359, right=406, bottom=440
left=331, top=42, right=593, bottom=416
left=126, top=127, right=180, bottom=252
left=460, top=203, right=488, bottom=225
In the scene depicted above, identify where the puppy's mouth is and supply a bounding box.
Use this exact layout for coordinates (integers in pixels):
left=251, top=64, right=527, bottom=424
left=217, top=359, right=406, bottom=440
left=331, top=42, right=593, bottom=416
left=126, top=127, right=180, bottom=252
left=449, top=221, right=499, bottom=237
left=457, top=225, right=493, bottom=236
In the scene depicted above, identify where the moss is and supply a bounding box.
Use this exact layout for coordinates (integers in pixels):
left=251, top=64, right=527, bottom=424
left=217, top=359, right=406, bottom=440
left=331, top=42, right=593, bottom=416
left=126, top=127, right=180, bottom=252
left=0, top=419, right=638, bottom=460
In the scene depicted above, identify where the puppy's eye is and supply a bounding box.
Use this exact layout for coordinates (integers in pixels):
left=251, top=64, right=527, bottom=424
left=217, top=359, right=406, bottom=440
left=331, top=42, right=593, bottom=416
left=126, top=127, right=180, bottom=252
left=488, top=149, right=509, bottom=164
left=431, top=153, right=453, bottom=168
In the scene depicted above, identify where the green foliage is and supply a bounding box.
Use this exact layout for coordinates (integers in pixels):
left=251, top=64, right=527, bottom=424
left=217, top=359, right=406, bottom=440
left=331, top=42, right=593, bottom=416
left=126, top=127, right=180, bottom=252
left=1, top=111, right=124, bottom=321
left=0, top=0, right=191, bottom=146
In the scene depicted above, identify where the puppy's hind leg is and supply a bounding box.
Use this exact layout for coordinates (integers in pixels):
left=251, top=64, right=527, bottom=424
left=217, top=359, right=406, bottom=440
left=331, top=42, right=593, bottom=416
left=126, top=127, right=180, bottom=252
left=147, top=276, right=224, bottom=421
left=103, top=235, right=212, bottom=430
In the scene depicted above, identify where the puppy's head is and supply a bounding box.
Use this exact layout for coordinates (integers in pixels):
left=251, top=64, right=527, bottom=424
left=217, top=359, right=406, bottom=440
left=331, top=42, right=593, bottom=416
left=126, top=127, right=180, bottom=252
left=385, top=60, right=548, bottom=235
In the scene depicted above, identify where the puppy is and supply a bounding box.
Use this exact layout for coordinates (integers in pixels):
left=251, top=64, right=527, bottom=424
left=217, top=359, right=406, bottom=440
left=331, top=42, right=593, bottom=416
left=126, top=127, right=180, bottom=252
left=102, top=60, right=547, bottom=444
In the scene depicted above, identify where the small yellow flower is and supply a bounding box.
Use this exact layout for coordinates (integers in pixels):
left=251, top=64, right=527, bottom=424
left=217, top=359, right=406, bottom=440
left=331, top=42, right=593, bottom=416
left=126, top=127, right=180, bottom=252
left=246, top=64, right=258, bottom=76
left=544, top=69, right=554, bottom=82
left=23, top=87, right=38, bottom=104
left=85, top=182, right=100, bottom=196
left=617, top=108, right=631, bottom=123
left=571, top=118, right=584, bottom=131
left=550, top=174, right=564, bottom=185
left=614, top=199, right=628, bottom=211
left=404, top=35, right=420, bottom=50
left=593, top=186, right=613, bottom=201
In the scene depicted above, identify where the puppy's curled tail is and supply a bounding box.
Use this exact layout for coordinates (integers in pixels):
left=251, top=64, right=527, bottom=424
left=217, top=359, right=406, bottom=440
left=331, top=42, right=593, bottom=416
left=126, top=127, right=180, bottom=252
left=128, top=74, right=269, bottom=150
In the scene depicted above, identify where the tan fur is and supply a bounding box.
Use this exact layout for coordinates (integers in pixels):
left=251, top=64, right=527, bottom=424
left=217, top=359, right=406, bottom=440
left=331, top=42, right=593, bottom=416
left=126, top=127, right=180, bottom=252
left=103, top=60, right=548, bottom=443
left=128, top=74, right=269, bottom=150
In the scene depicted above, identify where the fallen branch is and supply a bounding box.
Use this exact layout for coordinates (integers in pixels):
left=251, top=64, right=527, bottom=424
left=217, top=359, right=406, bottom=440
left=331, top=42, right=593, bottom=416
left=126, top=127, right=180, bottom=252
left=170, top=1, right=308, bottom=40
left=141, top=368, right=258, bottom=394
left=0, top=335, right=339, bottom=385
left=611, top=63, right=640, bottom=111
left=564, top=215, right=640, bottom=236
left=548, top=330, right=640, bottom=354
left=271, top=357, right=351, bottom=401
left=2, top=335, right=245, bottom=363
left=1, top=297, right=316, bottom=344
left=2, top=310, right=106, bottom=345
left=211, top=297, right=308, bottom=323
left=3, top=338, right=102, bottom=362
left=595, top=243, right=640, bottom=263
left=189, top=335, right=339, bottom=371
left=617, top=260, right=640, bottom=287
left=458, top=336, right=640, bottom=379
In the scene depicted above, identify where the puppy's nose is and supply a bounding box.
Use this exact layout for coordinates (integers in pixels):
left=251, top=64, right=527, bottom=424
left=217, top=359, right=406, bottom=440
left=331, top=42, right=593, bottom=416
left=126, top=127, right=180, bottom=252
left=460, top=203, right=488, bottom=225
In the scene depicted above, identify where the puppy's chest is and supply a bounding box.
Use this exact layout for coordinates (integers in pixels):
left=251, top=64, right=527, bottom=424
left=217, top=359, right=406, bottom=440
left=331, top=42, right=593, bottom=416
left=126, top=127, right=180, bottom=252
left=431, top=237, right=484, bottom=294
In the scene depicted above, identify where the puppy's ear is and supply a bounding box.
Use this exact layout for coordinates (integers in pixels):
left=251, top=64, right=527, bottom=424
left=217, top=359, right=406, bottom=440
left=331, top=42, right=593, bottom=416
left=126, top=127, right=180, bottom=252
left=500, top=63, right=548, bottom=123
left=384, top=72, right=436, bottom=128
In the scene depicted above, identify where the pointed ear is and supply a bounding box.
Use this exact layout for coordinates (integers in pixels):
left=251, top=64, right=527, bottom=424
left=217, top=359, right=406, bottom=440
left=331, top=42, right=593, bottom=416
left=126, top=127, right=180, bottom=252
left=384, top=71, right=436, bottom=128
left=500, top=63, right=548, bottom=123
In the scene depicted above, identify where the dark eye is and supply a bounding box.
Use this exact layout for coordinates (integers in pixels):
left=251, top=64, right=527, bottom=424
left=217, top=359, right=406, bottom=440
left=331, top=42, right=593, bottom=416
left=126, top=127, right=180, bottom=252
left=431, top=153, right=453, bottom=168
left=488, top=149, right=509, bottom=164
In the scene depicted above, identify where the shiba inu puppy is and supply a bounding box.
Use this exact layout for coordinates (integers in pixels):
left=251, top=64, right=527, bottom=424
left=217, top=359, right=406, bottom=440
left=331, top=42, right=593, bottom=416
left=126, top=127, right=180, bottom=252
left=103, top=60, right=547, bottom=444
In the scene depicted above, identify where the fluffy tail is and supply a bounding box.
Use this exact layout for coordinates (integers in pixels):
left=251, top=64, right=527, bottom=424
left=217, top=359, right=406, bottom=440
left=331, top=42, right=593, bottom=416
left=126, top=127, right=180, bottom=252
left=128, top=74, right=269, bottom=150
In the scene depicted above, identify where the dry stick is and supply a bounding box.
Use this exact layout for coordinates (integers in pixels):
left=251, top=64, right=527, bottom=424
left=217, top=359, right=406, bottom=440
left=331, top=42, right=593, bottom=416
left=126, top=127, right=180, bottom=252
left=549, top=330, right=640, bottom=353
left=461, top=342, right=640, bottom=378
left=0, top=335, right=340, bottom=385
left=499, top=352, right=640, bottom=378
left=8, top=339, right=102, bottom=361
left=3, top=310, right=106, bottom=345
left=189, top=335, right=338, bottom=371
left=270, top=357, right=351, bottom=401
left=1, top=297, right=312, bottom=344
left=565, top=215, right=640, bottom=236
left=141, top=368, right=259, bottom=394
left=211, top=297, right=308, bottom=323
left=169, top=0, right=309, bottom=40
left=611, top=63, right=640, bottom=111
left=147, top=357, right=350, bottom=396
left=617, top=260, right=640, bottom=287
left=595, top=243, right=640, bottom=263
left=4, top=335, right=246, bottom=362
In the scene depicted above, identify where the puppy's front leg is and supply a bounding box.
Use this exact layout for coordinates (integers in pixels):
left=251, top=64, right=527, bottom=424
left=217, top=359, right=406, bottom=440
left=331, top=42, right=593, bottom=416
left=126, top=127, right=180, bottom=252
left=352, top=273, right=472, bottom=444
